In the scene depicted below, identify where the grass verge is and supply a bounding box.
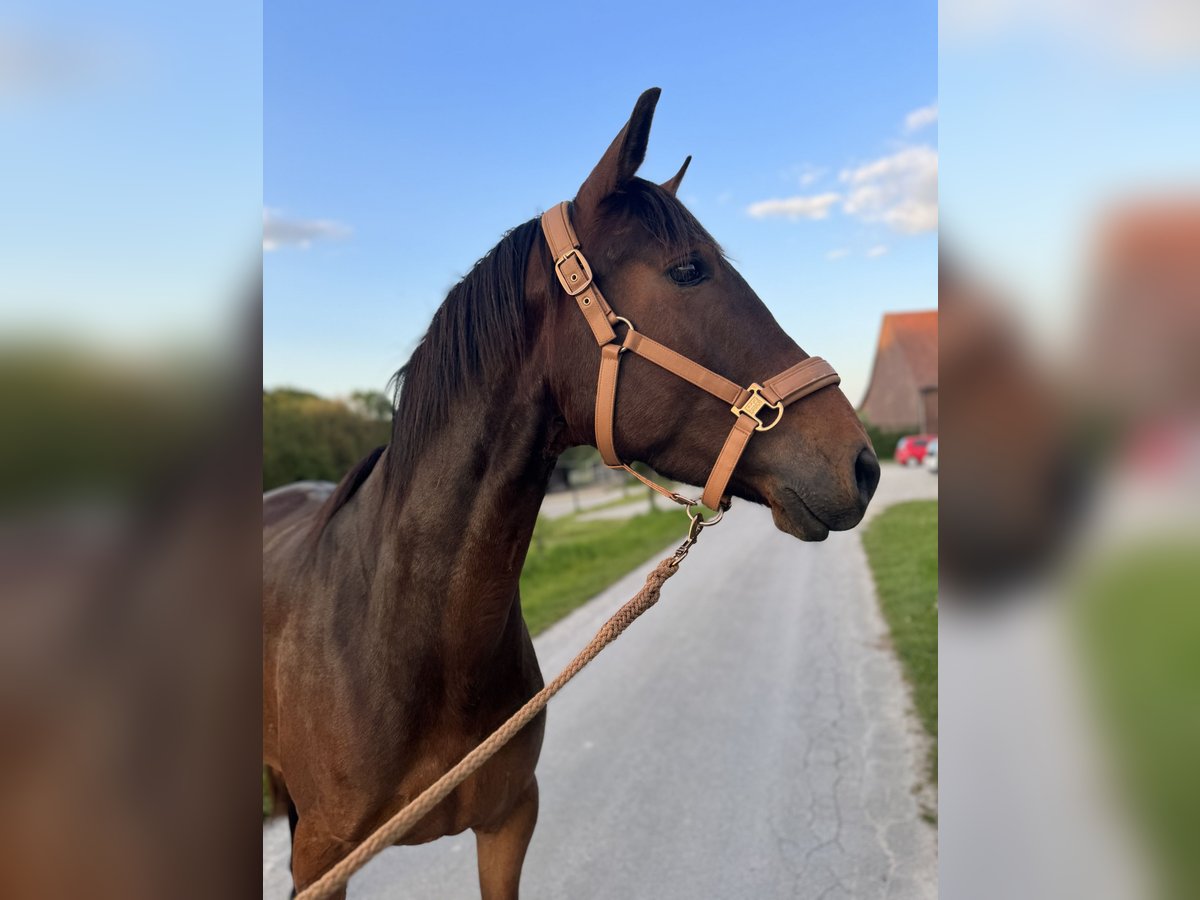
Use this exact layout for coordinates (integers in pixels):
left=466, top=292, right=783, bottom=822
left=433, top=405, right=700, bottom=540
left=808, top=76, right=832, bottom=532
left=861, top=500, right=938, bottom=782
left=1076, top=542, right=1200, bottom=900
left=520, top=506, right=689, bottom=635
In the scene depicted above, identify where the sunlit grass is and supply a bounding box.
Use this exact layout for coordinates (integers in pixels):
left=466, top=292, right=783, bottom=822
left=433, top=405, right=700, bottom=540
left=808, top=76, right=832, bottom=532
left=1077, top=542, right=1200, bottom=900
left=520, top=507, right=689, bottom=635
left=862, top=500, right=938, bottom=781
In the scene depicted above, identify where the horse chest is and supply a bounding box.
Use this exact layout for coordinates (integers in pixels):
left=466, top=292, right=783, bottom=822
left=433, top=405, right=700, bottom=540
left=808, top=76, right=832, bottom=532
left=377, top=702, right=545, bottom=845
left=328, top=639, right=545, bottom=841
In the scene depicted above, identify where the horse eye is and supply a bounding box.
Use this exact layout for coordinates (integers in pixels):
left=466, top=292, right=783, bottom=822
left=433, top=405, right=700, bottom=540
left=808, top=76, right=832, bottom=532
left=668, top=261, right=704, bottom=286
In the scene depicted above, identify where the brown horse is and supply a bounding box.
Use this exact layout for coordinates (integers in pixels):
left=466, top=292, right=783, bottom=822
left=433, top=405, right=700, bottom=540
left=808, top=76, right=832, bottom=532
left=264, top=88, right=879, bottom=898
left=938, top=254, right=1085, bottom=592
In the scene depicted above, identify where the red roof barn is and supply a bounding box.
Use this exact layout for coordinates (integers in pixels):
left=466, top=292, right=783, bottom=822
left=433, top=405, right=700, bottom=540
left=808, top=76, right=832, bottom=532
left=858, top=310, right=939, bottom=433
left=1082, top=200, right=1200, bottom=416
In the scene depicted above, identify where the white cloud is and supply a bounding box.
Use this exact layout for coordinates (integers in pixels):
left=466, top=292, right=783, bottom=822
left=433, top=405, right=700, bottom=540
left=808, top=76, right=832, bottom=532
left=794, top=164, right=827, bottom=186
left=746, top=192, right=841, bottom=221
left=749, top=140, right=937, bottom=236
left=904, top=103, right=938, bottom=133
left=263, top=208, right=352, bottom=251
left=839, top=145, right=938, bottom=235
left=0, top=28, right=135, bottom=98
left=940, top=0, right=1200, bottom=64
left=826, top=248, right=850, bottom=261
left=779, top=163, right=827, bottom=187
left=866, top=244, right=890, bottom=257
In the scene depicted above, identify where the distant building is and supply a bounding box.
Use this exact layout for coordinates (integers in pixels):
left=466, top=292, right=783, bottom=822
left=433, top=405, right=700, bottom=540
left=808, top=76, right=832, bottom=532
left=1082, top=200, right=1200, bottom=417
left=859, top=310, right=939, bottom=433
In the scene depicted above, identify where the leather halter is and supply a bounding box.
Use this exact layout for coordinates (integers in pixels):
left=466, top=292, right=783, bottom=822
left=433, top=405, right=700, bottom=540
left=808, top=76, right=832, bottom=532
left=541, top=201, right=840, bottom=511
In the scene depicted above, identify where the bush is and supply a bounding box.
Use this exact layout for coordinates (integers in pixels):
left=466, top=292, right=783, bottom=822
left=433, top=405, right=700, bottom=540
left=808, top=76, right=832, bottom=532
left=861, top=418, right=910, bottom=460
left=263, top=388, right=391, bottom=490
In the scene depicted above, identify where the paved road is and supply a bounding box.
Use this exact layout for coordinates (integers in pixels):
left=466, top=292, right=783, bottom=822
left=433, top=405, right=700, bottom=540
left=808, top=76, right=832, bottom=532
left=265, top=466, right=937, bottom=899
left=538, top=482, right=631, bottom=519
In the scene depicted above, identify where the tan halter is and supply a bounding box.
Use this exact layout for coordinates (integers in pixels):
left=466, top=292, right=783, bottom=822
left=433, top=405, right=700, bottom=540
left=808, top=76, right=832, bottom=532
left=541, top=201, right=841, bottom=511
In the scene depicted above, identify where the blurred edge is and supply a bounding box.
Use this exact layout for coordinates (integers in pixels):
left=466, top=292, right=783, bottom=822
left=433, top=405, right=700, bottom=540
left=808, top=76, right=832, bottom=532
left=941, top=0, right=1200, bottom=897
left=0, top=3, right=262, bottom=898
left=0, top=290, right=265, bottom=900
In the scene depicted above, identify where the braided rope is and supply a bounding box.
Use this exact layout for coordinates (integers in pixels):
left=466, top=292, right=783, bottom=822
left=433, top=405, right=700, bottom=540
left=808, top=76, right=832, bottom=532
left=296, top=551, right=686, bottom=900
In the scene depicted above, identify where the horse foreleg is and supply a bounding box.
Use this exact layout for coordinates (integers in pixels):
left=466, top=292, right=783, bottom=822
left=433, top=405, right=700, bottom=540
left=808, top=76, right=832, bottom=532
left=290, top=815, right=354, bottom=900
left=474, top=778, right=539, bottom=900
left=287, top=798, right=300, bottom=899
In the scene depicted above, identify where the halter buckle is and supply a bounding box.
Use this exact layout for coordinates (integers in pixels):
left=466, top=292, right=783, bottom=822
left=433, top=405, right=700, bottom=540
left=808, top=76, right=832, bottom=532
left=554, top=248, right=593, bottom=296
left=732, top=383, right=784, bottom=432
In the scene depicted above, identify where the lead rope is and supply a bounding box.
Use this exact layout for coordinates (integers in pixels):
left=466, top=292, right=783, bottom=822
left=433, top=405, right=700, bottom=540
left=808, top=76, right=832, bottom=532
left=294, top=509, right=716, bottom=900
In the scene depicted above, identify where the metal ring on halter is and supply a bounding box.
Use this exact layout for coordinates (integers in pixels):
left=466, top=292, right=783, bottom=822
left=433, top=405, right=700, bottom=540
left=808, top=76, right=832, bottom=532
left=686, top=503, right=725, bottom=528
left=675, top=502, right=724, bottom=554
left=611, top=316, right=635, bottom=353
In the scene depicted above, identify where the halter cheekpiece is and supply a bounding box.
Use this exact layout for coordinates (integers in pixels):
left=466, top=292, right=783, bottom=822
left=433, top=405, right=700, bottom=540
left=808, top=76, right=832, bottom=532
left=541, top=201, right=841, bottom=511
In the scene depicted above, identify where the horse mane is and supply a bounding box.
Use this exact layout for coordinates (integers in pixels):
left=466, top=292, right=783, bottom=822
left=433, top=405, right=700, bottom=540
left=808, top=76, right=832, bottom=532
left=307, top=443, right=386, bottom=544
left=383, top=216, right=544, bottom=489
left=308, top=179, right=715, bottom=524
left=595, top=178, right=717, bottom=263
left=384, top=181, right=715, bottom=486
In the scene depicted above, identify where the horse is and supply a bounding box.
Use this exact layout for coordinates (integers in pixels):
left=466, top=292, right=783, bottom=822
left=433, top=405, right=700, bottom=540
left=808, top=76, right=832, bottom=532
left=263, top=88, right=880, bottom=899
left=938, top=254, right=1084, bottom=592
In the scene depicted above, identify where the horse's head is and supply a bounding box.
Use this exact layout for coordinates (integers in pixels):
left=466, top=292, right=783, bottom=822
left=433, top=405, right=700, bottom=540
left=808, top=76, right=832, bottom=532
left=939, top=256, right=1084, bottom=591
left=539, top=89, right=878, bottom=541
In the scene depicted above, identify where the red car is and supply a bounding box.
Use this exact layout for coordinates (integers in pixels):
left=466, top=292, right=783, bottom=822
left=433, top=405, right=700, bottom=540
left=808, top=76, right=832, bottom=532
left=894, top=434, right=936, bottom=466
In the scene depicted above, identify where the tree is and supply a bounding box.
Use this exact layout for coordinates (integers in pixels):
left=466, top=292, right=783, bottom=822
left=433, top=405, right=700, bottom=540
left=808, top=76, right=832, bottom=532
left=349, top=390, right=393, bottom=422
left=263, top=388, right=391, bottom=490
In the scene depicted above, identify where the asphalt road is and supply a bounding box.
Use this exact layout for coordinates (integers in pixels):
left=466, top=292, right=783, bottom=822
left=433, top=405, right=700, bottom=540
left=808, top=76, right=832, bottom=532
left=265, top=465, right=938, bottom=899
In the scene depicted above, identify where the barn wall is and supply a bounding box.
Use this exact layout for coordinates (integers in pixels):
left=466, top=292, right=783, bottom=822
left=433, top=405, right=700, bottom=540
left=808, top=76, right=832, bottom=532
left=922, top=388, right=939, bottom=433
left=859, top=344, right=920, bottom=431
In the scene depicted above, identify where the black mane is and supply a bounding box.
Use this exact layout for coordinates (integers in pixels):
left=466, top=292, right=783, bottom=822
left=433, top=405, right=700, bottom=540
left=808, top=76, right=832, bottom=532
left=315, top=179, right=716, bottom=526
left=383, top=180, right=713, bottom=488
left=596, top=178, right=716, bottom=262
left=385, top=216, right=543, bottom=488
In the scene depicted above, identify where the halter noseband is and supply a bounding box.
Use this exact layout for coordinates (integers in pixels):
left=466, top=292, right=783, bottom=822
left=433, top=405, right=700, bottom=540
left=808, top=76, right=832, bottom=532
left=541, top=201, right=840, bottom=512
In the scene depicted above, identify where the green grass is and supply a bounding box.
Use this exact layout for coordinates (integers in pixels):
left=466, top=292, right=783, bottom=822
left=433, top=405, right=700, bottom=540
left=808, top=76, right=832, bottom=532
left=861, top=500, right=938, bottom=781
left=520, top=507, right=690, bottom=635
left=1076, top=543, right=1200, bottom=900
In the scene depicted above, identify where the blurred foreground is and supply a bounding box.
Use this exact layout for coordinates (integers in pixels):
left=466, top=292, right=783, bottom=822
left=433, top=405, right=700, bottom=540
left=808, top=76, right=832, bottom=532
left=941, top=206, right=1200, bottom=897
left=0, top=328, right=262, bottom=899
left=940, top=0, right=1200, bottom=894
left=0, top=2, right=261, bottom=897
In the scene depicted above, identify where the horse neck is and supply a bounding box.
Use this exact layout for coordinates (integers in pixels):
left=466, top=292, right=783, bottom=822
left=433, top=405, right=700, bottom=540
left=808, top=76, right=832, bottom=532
left=362, top=358, right=560, bottom=665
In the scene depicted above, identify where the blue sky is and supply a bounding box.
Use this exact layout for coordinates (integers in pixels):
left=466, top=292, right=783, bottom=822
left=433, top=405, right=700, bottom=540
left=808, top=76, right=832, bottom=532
left=1, top=0, right=261, bottom=351
left=265, top=0, right=937, bottom=406
left=941, top=11, right=1200, bottom=346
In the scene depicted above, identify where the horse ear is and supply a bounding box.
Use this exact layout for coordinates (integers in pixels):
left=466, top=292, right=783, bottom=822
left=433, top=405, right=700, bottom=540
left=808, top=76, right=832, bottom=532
left=575, top=87, right=661, bottom=213
left=660, top=155, right=692, bottom=197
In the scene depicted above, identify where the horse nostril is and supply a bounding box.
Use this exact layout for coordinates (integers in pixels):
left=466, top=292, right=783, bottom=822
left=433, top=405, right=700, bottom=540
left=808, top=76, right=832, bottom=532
left=855, top=447, right=881, bottom=507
